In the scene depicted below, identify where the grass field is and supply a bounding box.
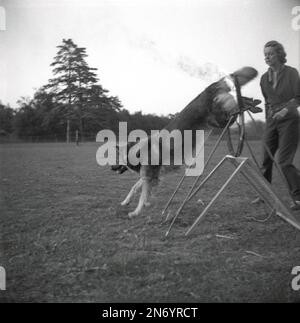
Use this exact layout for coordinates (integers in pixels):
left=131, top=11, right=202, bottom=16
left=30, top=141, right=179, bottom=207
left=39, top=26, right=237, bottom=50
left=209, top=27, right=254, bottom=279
left=1, top=139, right=300, bottom=302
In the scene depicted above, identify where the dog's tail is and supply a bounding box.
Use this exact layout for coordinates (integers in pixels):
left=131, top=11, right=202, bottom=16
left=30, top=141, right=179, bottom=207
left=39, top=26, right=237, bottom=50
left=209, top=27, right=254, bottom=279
left=230, top=66, right=258, bottom=86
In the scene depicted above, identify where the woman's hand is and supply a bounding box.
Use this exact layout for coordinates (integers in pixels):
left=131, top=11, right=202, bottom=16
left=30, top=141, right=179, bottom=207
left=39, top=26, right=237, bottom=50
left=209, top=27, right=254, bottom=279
left=272, top=107, right=288, bottom=120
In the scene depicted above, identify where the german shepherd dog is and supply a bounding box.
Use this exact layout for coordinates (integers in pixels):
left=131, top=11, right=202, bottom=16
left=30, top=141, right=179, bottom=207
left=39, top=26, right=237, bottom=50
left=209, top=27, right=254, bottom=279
left=111, top=67, right=259, bottom=217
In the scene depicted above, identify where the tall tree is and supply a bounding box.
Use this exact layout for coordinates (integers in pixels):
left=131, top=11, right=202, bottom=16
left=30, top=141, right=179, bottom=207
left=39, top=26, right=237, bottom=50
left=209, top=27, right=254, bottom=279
left=45, top=38, right=109, bottom=140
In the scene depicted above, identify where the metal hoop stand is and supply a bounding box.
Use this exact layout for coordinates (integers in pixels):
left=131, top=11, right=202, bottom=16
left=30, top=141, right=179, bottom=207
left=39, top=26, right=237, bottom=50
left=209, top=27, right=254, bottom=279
left=163, top=78, right=300, bottom=237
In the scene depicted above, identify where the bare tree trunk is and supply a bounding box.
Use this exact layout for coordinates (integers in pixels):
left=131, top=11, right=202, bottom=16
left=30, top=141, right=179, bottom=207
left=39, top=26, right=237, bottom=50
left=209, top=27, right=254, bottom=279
left=75, top=129, right=79, bottom=145
left=66, top=119, right=70, bottom=143
left=79, top=115, right=83, bottom=142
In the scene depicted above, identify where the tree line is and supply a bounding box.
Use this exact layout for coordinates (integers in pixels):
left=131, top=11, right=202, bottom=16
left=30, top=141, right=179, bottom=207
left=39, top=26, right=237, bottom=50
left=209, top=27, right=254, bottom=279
left=0, top=38, right=265, bottom=142
left=0, top=39, right=172, bottom=142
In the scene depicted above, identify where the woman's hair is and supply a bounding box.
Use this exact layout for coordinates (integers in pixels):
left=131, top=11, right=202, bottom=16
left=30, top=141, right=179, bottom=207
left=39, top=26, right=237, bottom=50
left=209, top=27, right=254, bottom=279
left=264, top=40, right=287, bottom=64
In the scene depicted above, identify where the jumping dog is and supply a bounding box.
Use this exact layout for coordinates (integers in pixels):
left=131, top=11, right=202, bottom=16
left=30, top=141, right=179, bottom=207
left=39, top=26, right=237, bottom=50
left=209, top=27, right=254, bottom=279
left=111, top=67, right=260, bottom=217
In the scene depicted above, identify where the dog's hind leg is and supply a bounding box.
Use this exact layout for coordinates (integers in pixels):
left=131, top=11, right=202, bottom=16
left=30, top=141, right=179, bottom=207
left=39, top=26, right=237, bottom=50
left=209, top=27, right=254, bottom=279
left=143, top=177, right=160, bottom=207
left=121, top=178, right=143, bottom=206
left=128, top=177, right=151, bottom=218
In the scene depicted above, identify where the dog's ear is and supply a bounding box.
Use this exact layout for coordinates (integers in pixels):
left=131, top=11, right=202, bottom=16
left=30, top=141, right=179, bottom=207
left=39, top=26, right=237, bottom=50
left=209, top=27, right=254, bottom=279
left=111, top=165, right=128, bottom=174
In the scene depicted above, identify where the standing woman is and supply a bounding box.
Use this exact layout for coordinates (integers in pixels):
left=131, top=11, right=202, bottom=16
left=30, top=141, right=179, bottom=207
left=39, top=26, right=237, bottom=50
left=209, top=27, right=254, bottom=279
left=260, top=40, right=300, bottom=210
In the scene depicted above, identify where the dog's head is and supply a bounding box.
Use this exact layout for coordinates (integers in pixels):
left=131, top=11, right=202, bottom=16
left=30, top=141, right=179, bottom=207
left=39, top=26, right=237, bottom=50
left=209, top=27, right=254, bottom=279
left=111, top=164, right=128, bottom=174
left=110, top=144, right=129, bottom=174
left=110, top=142, right=142, bottom=174
left=207, top=67, right=258, bottom=128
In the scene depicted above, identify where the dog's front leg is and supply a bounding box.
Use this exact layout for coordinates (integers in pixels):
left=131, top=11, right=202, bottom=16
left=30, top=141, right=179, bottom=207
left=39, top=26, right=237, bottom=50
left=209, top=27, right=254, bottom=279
left=121, top=178, right=143, bottom=206
left=128, top=177, right=151, bottom=218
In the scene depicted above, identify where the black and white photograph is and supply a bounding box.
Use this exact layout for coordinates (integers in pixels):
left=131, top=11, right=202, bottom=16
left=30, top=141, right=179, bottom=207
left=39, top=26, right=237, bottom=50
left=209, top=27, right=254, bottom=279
left=0, top=0, right=300, bottom=305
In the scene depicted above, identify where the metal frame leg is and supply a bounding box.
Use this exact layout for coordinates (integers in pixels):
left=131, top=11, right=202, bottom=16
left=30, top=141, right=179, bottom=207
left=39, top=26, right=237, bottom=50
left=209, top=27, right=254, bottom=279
left=165, top=155, right=228, bottom=236
left=185, top=158, right=247, bottom=236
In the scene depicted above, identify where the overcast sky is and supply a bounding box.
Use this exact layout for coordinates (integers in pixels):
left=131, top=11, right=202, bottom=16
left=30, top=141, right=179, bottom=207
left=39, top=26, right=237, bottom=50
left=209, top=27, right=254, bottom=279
left=0, top=0, right=299, bottom=119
